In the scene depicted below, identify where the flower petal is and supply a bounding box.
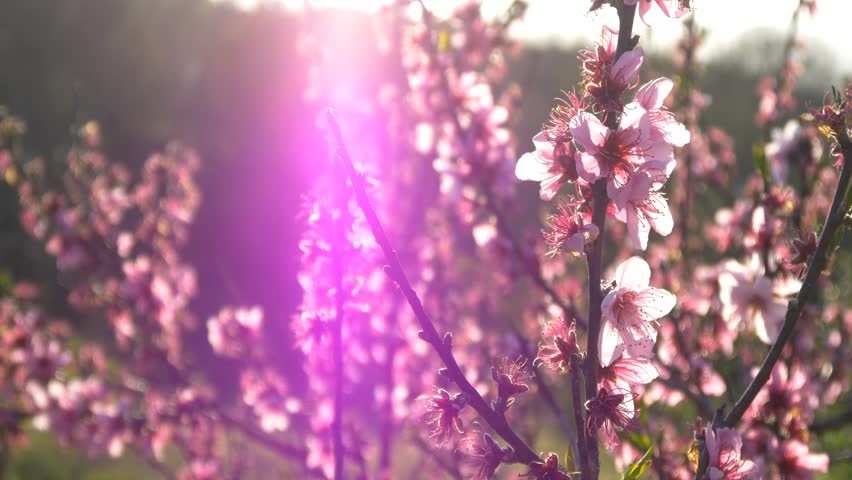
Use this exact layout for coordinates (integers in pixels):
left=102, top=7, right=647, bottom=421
left=569, top=112, right=608, bottom=155
left=635, top=77, right=673, bottom=111
left=615, top=256, right=651, bottom=290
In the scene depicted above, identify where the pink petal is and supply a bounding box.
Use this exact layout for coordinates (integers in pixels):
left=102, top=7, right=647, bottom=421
left=705, top=428, right=720, bottom=463
left=515, top=152, right=554, bottom=182
left=635, top=287, right=677, bottom=319
left=797, top=452, right=829, bottom=471
left=618, top=102, right=650, bottom=136
left=532, top=131, right=554, bottom=155
left=646, top=195, right=673, bottom=236
left=635, top=77, right=673, bottom=111
left=655, top=0, right=691, bottom=18
left=569, top=112, right=608, bottom=155
left=515, top=132, right=555, bottom=182
left=659, top=114, right=691, bottom=147
left=641, top=140, right=675, bottom=166
left=576, top=151, right=608, bottom=183
left=615, top=256, right=651, bottom=290
left=627, top=204, right=650, bottom=250
left=611, top=48, right=645, bottom=86
left=612, top=356, right=659, bottom=385
left=538, top=175, right=564, bottom=201
left=598, top=316, right=622, bottom=367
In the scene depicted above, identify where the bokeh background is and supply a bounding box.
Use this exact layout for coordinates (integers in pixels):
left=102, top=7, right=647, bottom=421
left=0, top=0, right=849, bottom=478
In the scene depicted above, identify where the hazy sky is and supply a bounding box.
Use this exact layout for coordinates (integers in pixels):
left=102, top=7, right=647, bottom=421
left=220, top=0, right=852, bottom=68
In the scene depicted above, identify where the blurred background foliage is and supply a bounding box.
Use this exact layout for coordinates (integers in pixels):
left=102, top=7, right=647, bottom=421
left=0, top=0, right=849, bottom=478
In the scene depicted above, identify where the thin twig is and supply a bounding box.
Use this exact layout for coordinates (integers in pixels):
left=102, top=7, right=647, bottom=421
left=512, top=327, right=579, bottom=458
left=485, top=189, right=588, bottom=328
left=570, top=355, right=591, bottom=480
left=331, top=133, right=348, bottom=479
left=811, top=404, right=852, bottom=433
left=326, top=109, right=540, bottom=465
left=416, top=0, right=586, bottom=329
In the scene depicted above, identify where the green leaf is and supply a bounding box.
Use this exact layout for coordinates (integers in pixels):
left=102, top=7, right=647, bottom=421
left=621, top=446, right=654, bottom=480
left=753, top=143, right=770, bottom=186
left=564, top=447, right=575, bottom=472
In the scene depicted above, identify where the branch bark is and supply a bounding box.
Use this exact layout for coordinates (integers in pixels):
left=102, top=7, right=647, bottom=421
left=695, top=121, right=852, bottom=479
left=581, top=4, right=638, bottom=477
left=326, top=109, right=540, bottom=465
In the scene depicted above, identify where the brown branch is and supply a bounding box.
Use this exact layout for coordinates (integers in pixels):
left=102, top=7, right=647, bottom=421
left=326, top=109, right=540, bottom=465
left=811, top=404, right=852, bottom=434
left=696, top=122, right=852, bottom=479
left=416, top=0, right=586, bottom=330
left=570, top=355, right=591, bottom=480
left=512, top=327, right=579, bottom=458
left=722, top=133, right=851, bottom=428
left=331, top=134, right=347, bottom=479
left=483, top=189, right=588, bottom=327
left=581, top=4, right=638, bottom=477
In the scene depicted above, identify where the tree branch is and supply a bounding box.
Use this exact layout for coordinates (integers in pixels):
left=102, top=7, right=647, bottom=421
left=326, top=109, right=540, bottom=464
left=331, top=131, right=348, bottom=479
left=695, top=121, right=852, bottom=479
left=581, top=4, right=638, bottom=477
left=722, top=132, right=851, bottom=429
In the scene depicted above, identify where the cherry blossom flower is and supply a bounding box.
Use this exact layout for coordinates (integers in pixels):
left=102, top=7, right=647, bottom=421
left=769, top=438, right=829, bottom=479
left=534, top=318, right=579, bottom=374
left=610, top=167, right=673, bottom=250
left=418, top=389, right=467, bottom=446
left=785, top=230, right=817, bottom=278
left=491, top=357, right=531, bottom=412
left=579, top=26, right=644, bottom=112
left=459, top=430, right=509, bottom=480
left=705, top=427, right=756, bottom=480
left=207, top=306, right=263, bottom=358
left=623, top=0, right=691, bottom=26
left=633, top=77, right=690, bottom=148
left=542, top=199, right=599, bottom=256
left=599, top=256, right=676, bottom=365
left=585, top=387, right=638, bottom=449
left=747, top=363, right=817, bottom=421
left=515, top=132, right=574, bottom=200
left=598, top=350, right=658, bottom=418
left=519, top=452, right=571, bottom=480
left=570, top=103, right=673, bottom=205
left=718, top=256, right=801, bottom=344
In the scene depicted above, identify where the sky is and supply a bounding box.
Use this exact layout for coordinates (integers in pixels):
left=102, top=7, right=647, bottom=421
left=217, top=0, right=852, bottom=69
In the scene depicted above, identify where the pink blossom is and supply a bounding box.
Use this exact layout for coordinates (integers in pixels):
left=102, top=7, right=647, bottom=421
left=580, top=26, right=645, bottom=112
left=705, top=427, right=756, bottom=480
left=600, top=256, right=676, bottom=365
left=585, top=387, right=638, bottom=449
left=769, top=438, right=829, bottom=479
left=534, top=318, right=579, bottom=374
left=542, top=199, right=599, bottom=256
left=207, top=306, right=264, bottom=358
left=515, top=132, right=573, bottom=200
left=418, top=389, right=467, bottom=446
left=599, top=351, right=658, bottom=416
left=570, top=103, right=673, bottom=205
left=459, top=430, right=507, bottom=480
left=633, top=77, right=690, bottom=148
left=718, top=256, right=800, bottom=344
left=610, top=168, right=673, bottom=250
left=519, top=452, right=571, bottom=480
left=748, top=363, right=817, bottom=421
left=625, top=0, right=691, bottom=26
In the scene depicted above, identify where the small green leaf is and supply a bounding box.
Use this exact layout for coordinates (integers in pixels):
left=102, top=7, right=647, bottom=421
left=753, top=143, right=770, bottom=186
left=621, top=446, right=654, bottom=480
